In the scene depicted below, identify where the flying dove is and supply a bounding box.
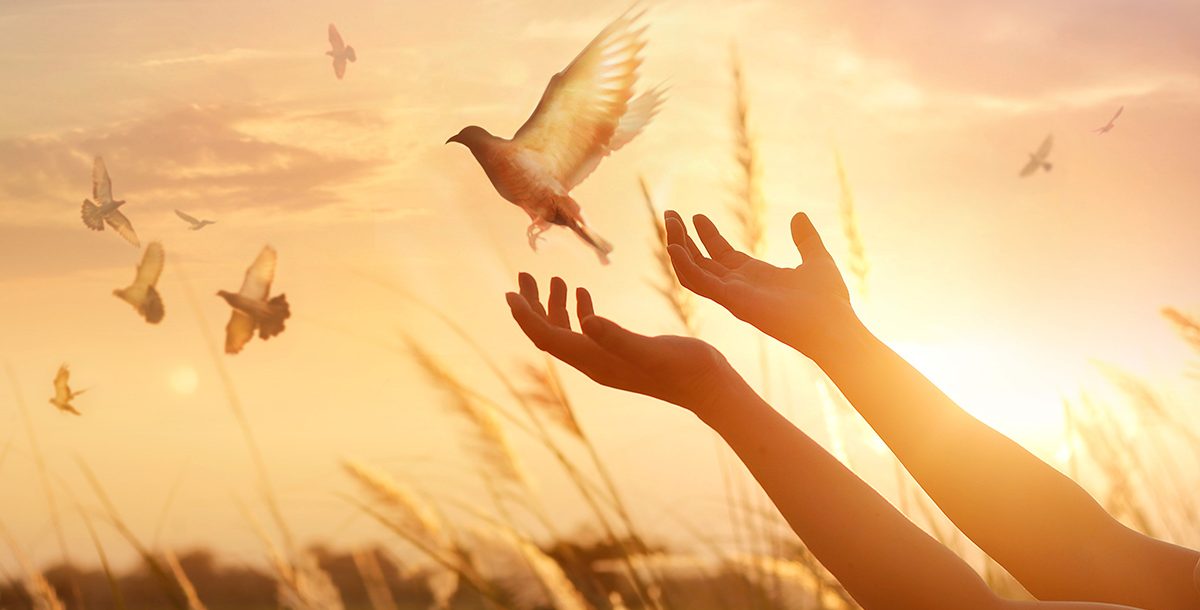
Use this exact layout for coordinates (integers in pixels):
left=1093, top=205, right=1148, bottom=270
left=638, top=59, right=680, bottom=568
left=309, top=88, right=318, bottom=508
left=175, top=209, right=216, bottom=230
left=447, top=10, right=665, bottom=265
left=1093, top=106, right=1124, bottom=135
left=81, top=156, right=140, bottom=247
left=327, top=24, right=357, bottom=80
left=113, top=241, right=165, bottom=324
left=49, top=364, right=84, bottom=415
left=1019, top=134, right=1054, bottom=178
left=217, top=246, right=291, bottom=354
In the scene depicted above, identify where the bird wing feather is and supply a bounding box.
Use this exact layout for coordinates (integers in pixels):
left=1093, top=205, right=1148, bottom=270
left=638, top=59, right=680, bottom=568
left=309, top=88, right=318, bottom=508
left=512, top=10, right=647, bottom=191
left=1018, top=158, right=1041, bottom=177
left=105, top=210, right=140, bottom=247
left=92, top=156, right=113, bottom=204
left=239, top=246, right=276, bottom=301
left=329, top=24, right=345, bottom=53
left=333, top=57, right=347, bottom=79
left=225, top=310, right=256, bottom=354
left=134, top=242, right=165, bottom=290
left=1034, top=134, right=1054, bottom=159
left=1111, top=106, right=1124, bottom=123
left=175, top=209, right=200, bottom=225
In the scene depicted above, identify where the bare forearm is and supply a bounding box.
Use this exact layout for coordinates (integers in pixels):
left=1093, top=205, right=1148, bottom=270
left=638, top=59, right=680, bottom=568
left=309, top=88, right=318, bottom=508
left=695, top=381, right=1003, bottom=610
left=813, top=320, right=1200, bottom=605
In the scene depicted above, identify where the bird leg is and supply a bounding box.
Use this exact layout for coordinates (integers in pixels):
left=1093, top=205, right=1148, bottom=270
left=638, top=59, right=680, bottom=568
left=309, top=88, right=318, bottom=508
left=526, top=218, right=553, bottom=251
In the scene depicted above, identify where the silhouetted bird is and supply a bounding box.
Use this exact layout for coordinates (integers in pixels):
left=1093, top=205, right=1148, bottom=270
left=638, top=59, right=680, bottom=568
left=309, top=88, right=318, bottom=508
left=81, top=156, right=139, bottom=247
left=113, top=241, right=165, bottom=324
left=327, top=24, right=356, bottom=80
left=1093, top=106, right=1124, bottom=135
left=217, top=246, right=291, bottom=354
left=1019, top=134, right=1054, bottom=177
left=447, top=10, right=665, bottom=264
left=175, top=209, right=216, bottom=230
left=49, top=364, right=84, bottom=415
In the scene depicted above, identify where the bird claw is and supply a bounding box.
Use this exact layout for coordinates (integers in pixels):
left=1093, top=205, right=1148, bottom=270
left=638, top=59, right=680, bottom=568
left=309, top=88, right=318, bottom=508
left=526, top=221, right=551, bottom=251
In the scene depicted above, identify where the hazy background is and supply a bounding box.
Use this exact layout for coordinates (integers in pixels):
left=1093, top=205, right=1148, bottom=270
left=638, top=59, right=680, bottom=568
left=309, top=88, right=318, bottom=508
left=2, top=0, right=1198, bottom=570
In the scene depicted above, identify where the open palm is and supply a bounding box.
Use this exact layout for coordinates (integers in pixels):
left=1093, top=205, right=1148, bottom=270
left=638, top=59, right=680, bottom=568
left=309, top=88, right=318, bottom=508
left=506, top=273, right=740, bottom=414
left=664, top=210, right=858, bottom=361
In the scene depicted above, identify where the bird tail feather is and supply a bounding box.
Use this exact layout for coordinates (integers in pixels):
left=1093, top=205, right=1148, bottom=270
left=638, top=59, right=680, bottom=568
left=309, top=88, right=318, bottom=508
left=258, top=294, right=291, bottom=339
left=568, top=220, right=613, bottom=265
left=81, top=200, right=105, bottom=230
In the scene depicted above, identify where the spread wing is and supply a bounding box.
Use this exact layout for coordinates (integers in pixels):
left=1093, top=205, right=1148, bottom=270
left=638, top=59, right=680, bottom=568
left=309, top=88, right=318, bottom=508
left=175, top=209, right=200, bottom=225
left=105, top=210, right=140, bottom=247
left=328, top=23, right=345, bottom=53
left=53, top=365, right=70, bottom=401
left=92, top=156, right=113, bottom=204
left=512, top=10, right=647, bottom=190
left=333, top=57, right=347, bottom=79
left=133, top=242, right=165, bottom=290
left=239, top=246, right=276, bottom=300
left=1018, top=157, right=1041, bottom=177
left=1033, top=134, right=1054, bottom=160
left=225, top=310, right=256, bottom=354
left=1110, top=106, right=1124, bottom=123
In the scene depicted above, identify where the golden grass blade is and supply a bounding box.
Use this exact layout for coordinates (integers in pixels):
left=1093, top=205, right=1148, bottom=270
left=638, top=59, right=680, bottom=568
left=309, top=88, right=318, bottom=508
left=404, top=338, right=528, bottom=491
left=639, top=175, right=696, bottom=335
left=0, top=519, right=67, bottom=610
left=164, top=550, right=209, bottom=610
left=729, top=45, right=766, bottom=257
left=834, top=149, right=870, bottom=299
left=352, top=549, right=401, bottom=610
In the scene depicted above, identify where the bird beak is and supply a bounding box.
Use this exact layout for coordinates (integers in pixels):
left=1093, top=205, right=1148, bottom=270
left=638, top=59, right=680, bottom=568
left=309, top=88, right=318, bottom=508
left=445, top=135, right=458, bottom=145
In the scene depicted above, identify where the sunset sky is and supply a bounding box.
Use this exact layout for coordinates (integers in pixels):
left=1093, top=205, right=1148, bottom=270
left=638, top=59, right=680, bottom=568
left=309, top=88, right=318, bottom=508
left=2, top=0, right=1199, bottom=570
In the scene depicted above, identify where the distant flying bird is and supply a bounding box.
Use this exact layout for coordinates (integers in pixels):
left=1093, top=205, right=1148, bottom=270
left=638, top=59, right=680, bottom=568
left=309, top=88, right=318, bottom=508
left=1093, top=106, right=1124, bottom=134
left=446, top=10, right=665, bottom=265
left=113, top=241, right=165, bottom=324
left=175, top=209, right=216, bottom=230
left=49, top=364, right=84, bottom=415
left=81, top=156, right=140, bottom=247
left=1019, top=134, right=1054, bottom=177
left=326, top=23, right=357, bottom=80
left=217, top=246, right=291, bottom=354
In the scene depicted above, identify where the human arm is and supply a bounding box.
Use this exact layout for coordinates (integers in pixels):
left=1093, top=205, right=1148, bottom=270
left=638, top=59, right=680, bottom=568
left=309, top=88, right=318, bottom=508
left=504, top=273, right=1143, bottom=610
left=664, top=210, right=1200, bottom=608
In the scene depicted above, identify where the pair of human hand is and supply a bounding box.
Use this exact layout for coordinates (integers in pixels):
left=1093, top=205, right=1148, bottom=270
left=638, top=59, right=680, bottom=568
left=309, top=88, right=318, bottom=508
left=506, top=210, right=858, bottom=413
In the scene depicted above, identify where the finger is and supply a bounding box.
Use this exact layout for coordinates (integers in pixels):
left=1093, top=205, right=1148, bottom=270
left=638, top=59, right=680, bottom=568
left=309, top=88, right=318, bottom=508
left=580, top=315, right=655, bottom=365
left=507, top=291, right=572, bottom=354
left=666, top=215, right=729, bottom=277
left=668, top=244, right=728, bottom=303
left=517, top=272, right=546, bottom=316
left=509, top=292, right=619, bottom=381
left=548, top=277, right=570, bottom=329
left=576, top=287, right=595, bottom=320
left=791, top=212, right=835, bottom=265
left=693, top=214, right=751, bottom=265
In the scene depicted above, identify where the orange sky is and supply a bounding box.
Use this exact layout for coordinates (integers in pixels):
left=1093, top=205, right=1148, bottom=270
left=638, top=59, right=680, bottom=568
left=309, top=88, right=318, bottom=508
left=1, top=0, right=1199, bottom=569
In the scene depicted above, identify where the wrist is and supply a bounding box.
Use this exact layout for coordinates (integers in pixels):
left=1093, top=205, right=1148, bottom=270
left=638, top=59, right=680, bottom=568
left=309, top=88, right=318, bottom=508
left=689, top=373, right=765, bottom=428
left=798, top=305, right=870, bottom=365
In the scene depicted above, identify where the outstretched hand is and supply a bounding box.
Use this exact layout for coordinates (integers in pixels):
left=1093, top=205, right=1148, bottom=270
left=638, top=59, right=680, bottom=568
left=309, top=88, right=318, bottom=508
left=664, top=210, right=859, bottom=362
left=506, top=273, right=742, bottom=415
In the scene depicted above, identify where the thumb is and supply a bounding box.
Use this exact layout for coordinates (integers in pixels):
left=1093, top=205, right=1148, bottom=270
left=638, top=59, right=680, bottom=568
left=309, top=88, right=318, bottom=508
left=791, top=212, right=834, bottom=265
left=581, top=316, right=652, bottom=363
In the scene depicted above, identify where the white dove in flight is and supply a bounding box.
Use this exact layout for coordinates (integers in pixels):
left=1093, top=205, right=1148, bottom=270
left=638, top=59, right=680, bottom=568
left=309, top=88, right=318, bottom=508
left=175, top=209, right=216, bottom=230
left=446, top=9, right=666, bottom=265
left=81, top=156, right=140, bottom=247
left=327, top=23, right=357, bottom=80
left=1019, top=134, right=1054, bottom=178
left=1093, top=106, right=1124, bottom=135
left=113, top=241, right=165, bottom=324
left=49, top=364, right=84, bottom=416
left=217, top=246, right=291, bottom=354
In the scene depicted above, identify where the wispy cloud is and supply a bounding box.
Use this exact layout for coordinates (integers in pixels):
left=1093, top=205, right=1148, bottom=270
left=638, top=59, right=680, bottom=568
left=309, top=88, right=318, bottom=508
left=0, top=103, right=390, bottom=223
left=139, top=48, right=307, bottom=68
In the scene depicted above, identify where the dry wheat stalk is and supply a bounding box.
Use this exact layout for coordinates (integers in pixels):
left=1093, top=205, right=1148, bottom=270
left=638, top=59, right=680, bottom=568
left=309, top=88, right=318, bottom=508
left=164, top=550, right=209, bottom=610
left=833, top=149, right=870, bottom=298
